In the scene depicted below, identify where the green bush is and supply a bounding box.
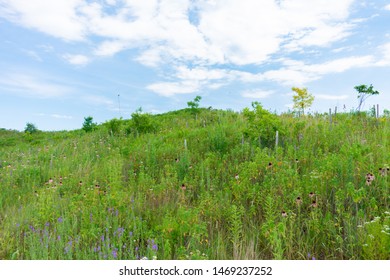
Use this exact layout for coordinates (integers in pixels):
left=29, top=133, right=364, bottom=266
left=242, top=102, right=283, bottom=148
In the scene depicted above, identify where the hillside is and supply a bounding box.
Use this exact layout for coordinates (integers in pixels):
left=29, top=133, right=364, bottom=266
left=0, top=107, right=389, bottom=260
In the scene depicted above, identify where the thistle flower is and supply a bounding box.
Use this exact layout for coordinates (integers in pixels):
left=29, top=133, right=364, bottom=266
left=296, top=196, right=302, bottom=205
left=311, top=200, right=318, bottom=208
left=281, top=211, right=287, bottom=217
left=181, top=183, right=186, bottom=190
left=309, top=192, right=315, bottom=198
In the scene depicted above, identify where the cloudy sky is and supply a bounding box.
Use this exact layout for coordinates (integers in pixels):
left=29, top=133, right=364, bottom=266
left=1, top=0, right=390, bottom=131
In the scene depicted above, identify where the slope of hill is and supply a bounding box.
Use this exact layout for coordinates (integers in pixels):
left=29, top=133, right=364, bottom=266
left=0, top=107, right=389, bottom=260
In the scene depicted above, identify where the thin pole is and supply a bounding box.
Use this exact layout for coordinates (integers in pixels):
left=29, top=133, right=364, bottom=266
left=118, top=94, right=121, bottom=118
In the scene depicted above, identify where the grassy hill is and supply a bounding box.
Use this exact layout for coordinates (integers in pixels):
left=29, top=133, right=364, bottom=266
left=0, top=107, right=389, bottom=260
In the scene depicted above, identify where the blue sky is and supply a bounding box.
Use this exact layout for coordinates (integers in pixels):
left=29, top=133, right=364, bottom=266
left=1, top=0, right=390, bottom=131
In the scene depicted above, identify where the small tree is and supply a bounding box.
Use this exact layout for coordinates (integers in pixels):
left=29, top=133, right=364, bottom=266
left=292, top=87, right=314, bottom=115
left=243, top=102, right=283, bottom=147
left=82, top=116, right=97, bottom=132
left=354, top=84, right=379, bottom=112
left=130, top=107, right=156, bottom=135
left=24, top=122, right=39, bottom=134
left=187, top=95, right=202, bottom=113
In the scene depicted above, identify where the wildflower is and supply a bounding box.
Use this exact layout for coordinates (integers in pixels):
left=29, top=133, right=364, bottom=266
left=281, top=211, right=287, bottom=217
left=180, top=183, right=186, bottom=190
left=295, top=159, right=299, bottom=163
left=112, top=249, right=118, bottom=259
left=175, top=158, right=180, bottom=163
left=309, top=192, right=315, bottom=198
left=296, top=196, right=302, bottom=205
left=79, top=181, right=83, bottom=186
left=141, top=256, right=148, bottom=260
left=267, top=162, right=273, bottom=168
left=234, top=174, right=239, bottom=180
left=311, top=200, right=318, bottom=208
left=379, top=167, right=389, bottom=176
left=57, top=217, right=63, bottom=223
left=365, top=173, right=375, bottom=185
left=49, top=178, right=53, bottom=184
left=95, top=184, right=100, bottom=189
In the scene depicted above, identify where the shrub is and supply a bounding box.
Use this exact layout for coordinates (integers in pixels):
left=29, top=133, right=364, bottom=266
left=82, top=116, right=97, bottom=133
left=24, top=123, right=39, bottom=134
left=129, top=108, right=157, bottom=135
left=242, top=102, right=283, bottom=148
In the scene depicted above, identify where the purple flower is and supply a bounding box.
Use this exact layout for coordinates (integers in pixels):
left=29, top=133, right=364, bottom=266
left=57, top=217, right=63, bottom=223
left=152, top=244, right=158, bottom=251
left=45, top=222, right=50, bottom=227
left=112, top=249, right=118, bottom=259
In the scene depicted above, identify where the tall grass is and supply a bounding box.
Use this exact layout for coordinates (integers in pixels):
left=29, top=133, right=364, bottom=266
left=0, top=109, right=389, bottom=260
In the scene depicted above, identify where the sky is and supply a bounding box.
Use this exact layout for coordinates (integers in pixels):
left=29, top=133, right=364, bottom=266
left=1, top=0, right=390, bottom=131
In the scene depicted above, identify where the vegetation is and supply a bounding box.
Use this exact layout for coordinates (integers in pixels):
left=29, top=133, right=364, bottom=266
left=82, top=116, right=97, bottom=133
left=292, top=87, right=315, bottom=115
left=187, top=95, right=202, bottom=115
left=354, top=84, right=380, bottom=112
left=24, top=123, right=39, bottom=134
left=0, top=105, right=389, bottom=260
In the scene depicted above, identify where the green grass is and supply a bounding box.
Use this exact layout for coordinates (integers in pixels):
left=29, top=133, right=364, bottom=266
left=0, top=108, right=389, bottom=260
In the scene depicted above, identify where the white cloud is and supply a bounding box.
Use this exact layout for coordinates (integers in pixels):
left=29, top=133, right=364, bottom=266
left=63, top=54, right=90, bottom=65
left=0, top=0, right=86, bottom=41
left=385, top=4, right=390, bottom=11
left=261, top=55, right=375, bottom=86
left=22, top=49, right=42, bottom=61
left=82, top=95, right=115, bottom=106
left=0, top=0, right=357, bottom=67
left=375, top=42, right=390, bottom=66
left=241, top=89, right=273, bottom=99
left=146, top=81, right=200, bottom=97
left=36, top=113, right=73, bottom=119
left=316, top=94, right=349, bottom=100
left=0, top=72, right=72, bottom=98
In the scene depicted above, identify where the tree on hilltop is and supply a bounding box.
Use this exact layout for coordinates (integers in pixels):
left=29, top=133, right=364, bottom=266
left=354, top=84, right=379, bottom=112
left=292, top=87, right=314, bottom=116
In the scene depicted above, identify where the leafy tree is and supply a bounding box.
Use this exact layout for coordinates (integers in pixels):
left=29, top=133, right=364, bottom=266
left=130, top=107, right=156, bottom=135
left=187, top=95, right=202, bottom=114
left=82, top=116, right=97, bottom=132
left=243, top=102, right=283, bottom=147
left=354, top=84, right=379, bottom=112
left=292, top=87, right=314, bottom=115
left=105, top=118, right=123, bottom=136
left=24, top=122, right=39, bottom=134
